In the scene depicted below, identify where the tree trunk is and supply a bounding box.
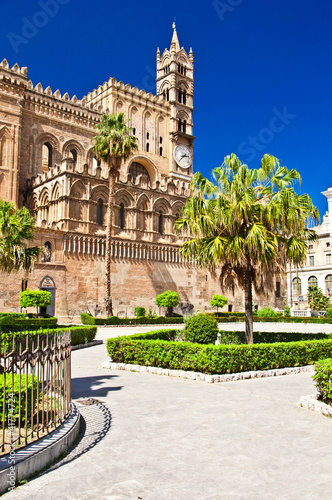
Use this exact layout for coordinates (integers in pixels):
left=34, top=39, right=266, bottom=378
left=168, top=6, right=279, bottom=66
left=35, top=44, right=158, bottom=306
left=105, top=166, right=116, bottom=317
left=244, top=270, right=254, bottom=344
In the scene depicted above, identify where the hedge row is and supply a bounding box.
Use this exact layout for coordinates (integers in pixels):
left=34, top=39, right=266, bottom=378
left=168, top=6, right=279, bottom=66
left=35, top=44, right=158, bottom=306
left=313, top=358, right=332, bottom=405
left=81, top=313, right=184, bottom=326
left=106, top=330, right=332, bottom=374
left=220, top=330, right=332, bottom=344
left=0, top=326, right=97, bottom=348
left=0, top=317, right=58, bottom=332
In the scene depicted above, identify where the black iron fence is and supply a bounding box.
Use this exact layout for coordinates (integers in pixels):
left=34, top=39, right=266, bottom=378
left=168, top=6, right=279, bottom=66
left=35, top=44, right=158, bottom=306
left=0, top=331, right=71, bottom=454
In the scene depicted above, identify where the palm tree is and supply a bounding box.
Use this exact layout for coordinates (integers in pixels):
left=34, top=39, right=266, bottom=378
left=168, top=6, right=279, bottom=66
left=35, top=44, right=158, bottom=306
left=175, top=153, right=319, bottom=344
left=92, top=113, right=138, bottom=316
left=0, top=199, right=41, bottom=273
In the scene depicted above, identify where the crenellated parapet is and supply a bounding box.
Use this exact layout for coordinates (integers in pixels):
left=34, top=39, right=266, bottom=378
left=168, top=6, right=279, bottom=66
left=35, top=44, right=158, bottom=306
left=84, top=76, right=168, bottom=111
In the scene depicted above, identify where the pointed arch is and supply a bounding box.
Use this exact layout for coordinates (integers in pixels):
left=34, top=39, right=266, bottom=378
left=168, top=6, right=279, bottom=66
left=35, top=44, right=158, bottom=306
left=51, top=181, right=61, bottom=201
left=70, top=179, right=86, bottom=198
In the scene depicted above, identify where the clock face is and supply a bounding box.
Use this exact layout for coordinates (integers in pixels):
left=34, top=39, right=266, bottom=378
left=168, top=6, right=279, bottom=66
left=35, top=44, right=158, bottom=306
left=174, top=145, right=192, bottom=169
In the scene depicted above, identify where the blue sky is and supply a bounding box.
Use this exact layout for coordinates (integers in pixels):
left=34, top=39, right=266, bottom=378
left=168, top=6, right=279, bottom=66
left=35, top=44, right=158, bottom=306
left=1, top=0, right=331, bottom=217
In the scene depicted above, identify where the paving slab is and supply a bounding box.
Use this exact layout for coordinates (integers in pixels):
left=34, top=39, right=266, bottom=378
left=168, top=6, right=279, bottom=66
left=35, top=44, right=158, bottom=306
left=4, top=337, right=332, bottom=499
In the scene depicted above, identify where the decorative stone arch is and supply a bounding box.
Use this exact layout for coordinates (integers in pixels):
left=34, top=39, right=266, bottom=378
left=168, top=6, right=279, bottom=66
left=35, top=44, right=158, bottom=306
left=35, top=133, right=61, bottom=174
left=177, top=79, right=189, bottom=90
left=115, top=188, right=134, bottom=208
left=39, top=275, right=56, bottom=317
left=90, top=185, right=109, bottom=227
left=51, top=181, right=61, bottom=201
left=128, top=156, right=157, bottom=184
left=70, top=179, right=87, bottom=199
left=39, top=187, right=50, bottom=205
left=177, top=54, right=189, bottom=65
left=90, top=184, right=108, bottom=203
left=0, top=126, right=12, bottom=167
left=62, top=140, right=84, bottom=169
left=87, top=147, right=101, bottom=174
left=113, top=99, right=125, bottom=115
left=136, top=193, right=150, bottom=232
left=153, top=197, right=171, bottom=214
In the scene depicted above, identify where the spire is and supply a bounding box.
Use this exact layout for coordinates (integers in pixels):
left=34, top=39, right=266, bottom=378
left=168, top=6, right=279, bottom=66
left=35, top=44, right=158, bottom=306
left=170, top=22, right=180, bottom=53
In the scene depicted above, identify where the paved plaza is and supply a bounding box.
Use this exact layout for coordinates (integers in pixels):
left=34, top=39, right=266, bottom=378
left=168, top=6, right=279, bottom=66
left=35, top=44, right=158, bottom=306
left=5, top=325, right=332, bottom=500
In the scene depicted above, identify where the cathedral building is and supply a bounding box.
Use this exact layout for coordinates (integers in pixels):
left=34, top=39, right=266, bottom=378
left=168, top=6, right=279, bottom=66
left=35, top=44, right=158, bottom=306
left=0, top=25, right=284, bottom=320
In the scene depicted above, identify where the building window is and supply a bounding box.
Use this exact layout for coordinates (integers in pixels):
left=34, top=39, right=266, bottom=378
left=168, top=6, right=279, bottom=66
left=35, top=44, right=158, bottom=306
left=97, top=199, right=103, bottom=226
left=178, top=120, right=187, bottom=133
left=308, top=244, right=313, bottom=250
left=42, top=142, right=52, bottom=171
left=160, top=137, right=163, bottom=144
left=275, top=281, right=281, bottom=298
left=178, top=90, right=186, bottom=104
left=158, top=211, right=163, bottom=234
left=326, top=242, right=331, bottom=247
left=309, top=255, right=315, bottom=266
left=325, top=275, right=332, bottom=295
left=119, top=203, right=124, bottom=230
left=42, top=242, right=52, bottom=262
left=21, top=278, right=28, bottom=292
left=308, top=276, right=318, bottom=289
left=159, top=147, right=163, bottom=156
left=70, top=149, right=77, bottom=164
left=146, top=143, right=149, bottom=152
left=129, top=162, right=150, bottom=182
left=326, top=254, right=331, bottom=264
left=132, top=128, right=136, bottom=136
left=292, top=277, right=302, bottom=295
left=146, top=132, right=149, bottom=140
left=163, top=88, right=170, bottom=101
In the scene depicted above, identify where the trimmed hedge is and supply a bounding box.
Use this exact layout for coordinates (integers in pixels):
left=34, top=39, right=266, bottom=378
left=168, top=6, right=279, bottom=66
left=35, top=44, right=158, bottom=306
left=106, top=330, right=332, bottom=374
left=0, top=374, right=38, bottom=425
left=0, top=316, right=58, bottom=332
left=219, top=330, right=332, bottom=344
left=81, top=313, right=184, bottom=326
left=0, top=325, right=97, bottom=348
left=313, top=358, right=332, bottom=405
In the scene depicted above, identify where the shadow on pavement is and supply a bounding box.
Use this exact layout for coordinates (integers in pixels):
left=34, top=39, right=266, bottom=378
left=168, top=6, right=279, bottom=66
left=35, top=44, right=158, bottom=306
left=71, top=374, right=122, bottom=399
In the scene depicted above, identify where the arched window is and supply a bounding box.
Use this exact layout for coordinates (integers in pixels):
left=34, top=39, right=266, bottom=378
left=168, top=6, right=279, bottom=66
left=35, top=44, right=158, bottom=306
left=42, top=242, right=52, bottom=262
left=325, top=275, right=332, bottom=295
left=129, top=162, right=150, bottom=182
left=0, top=136, right=7, bottom=166
left=97, top=199, right=103, bottom=226
left=119, top=203, right=125, bottom=230
left=178, top=120, right=186, bottom=133
left=308, top=276, right=318, bottom=289
left=158, top=210, right=163, bottom=234
left=42, top=142, right=52, bottom=171
left=292, top=277, right=302, bottom=295
left=70, top=149, right=77, bottom=163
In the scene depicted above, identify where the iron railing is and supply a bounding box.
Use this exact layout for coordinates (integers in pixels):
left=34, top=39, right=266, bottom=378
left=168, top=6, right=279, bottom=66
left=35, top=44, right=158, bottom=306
left=0, top=330, right=71, bottom=454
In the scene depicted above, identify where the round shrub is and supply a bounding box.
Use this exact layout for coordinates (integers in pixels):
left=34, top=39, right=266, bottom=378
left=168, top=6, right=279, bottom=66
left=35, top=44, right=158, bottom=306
left=184, top=313, right=219, bottom=344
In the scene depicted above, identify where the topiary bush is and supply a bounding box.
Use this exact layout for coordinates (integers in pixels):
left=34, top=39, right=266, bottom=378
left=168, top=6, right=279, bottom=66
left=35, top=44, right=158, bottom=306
left=313, top=358, right=332, bottom=405
left=135, top=307, right=146, bottom=318
left=184, top=313, right=219, bottom=344
left=326, top=308, right=332, bottom=319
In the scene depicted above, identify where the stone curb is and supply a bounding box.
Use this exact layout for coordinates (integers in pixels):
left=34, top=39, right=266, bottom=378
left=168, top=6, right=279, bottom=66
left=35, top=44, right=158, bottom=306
left=300, top=394, right=332, bottom=417
left=71, top=340, right=103, bottom=351
left=0, top=403, right=80, bottom=495
left=102, top=360, right=314, bottom=383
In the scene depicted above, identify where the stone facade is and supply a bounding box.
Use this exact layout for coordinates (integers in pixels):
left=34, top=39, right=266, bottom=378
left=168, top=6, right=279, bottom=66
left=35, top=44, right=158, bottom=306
left=0, top=26, right=284, bottom=320
left=287, top=187, right=332, bottom=310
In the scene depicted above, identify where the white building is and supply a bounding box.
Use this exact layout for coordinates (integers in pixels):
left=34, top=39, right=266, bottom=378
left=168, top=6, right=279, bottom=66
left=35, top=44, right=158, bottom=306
left=287, top=187, right=332, bottom=309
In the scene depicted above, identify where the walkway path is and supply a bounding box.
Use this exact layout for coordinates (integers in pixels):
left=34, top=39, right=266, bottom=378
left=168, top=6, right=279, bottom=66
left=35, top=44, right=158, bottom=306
left=5, top=326, right=332, bottom=500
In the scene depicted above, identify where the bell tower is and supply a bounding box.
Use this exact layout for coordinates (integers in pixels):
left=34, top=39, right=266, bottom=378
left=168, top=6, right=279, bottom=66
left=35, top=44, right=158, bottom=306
left=156, top=24, right=195, bottom=179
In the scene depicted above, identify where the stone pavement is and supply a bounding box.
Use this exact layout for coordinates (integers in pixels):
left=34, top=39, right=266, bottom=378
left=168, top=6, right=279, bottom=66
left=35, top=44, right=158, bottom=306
left=4, top=326, right=332, bottom=500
